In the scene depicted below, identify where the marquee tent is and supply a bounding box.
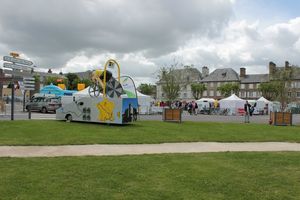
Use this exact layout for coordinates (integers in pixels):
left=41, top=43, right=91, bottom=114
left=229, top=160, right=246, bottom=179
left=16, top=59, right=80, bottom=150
left=256, top=96, right=272, bottom=114
left=136, top=91, right=154, bottom=114
left=219, top=94, right=246, bottom=115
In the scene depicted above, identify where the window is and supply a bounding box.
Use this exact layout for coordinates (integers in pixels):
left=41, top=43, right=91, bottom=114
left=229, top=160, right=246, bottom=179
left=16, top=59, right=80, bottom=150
left=210, top=82, right=214, bottom=87
left=186, top=76, right=190, bottom=82
left=203, top=91, right=207, bottom=96
left=209, top=90, right=214, bottom=96
left=297, top=92, right=300, bottom=98
left=249, top=84, right=253, bottom=89
left=217, top=82, right=221, bottom=87
left=240, top=91, right=245, bottom=98
left=253, top=92, right=257, bottom=97
left=183, top=93, right=187, bottom=98
left=241, top=84, right=245, bottom=89
left=288, top=92, right=292, bottom=97
left=249, top=92, right=253, bottom=97
left=217, top=91, right=221, bottom=96
left=161, top=93, right=164, bottom=97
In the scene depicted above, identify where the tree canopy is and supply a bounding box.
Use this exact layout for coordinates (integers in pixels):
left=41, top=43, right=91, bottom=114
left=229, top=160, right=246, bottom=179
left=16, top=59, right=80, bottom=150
left=158, top=67, right=180, bottom=102
left=191, top=83, right=206, bottom=99
left=217, top=83, right=240, bottom=97
left=138, top=83, right=156, bottom=96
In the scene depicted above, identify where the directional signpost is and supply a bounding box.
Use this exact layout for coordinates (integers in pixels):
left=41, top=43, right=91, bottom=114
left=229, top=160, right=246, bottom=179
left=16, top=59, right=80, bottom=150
left=3, top=56, right=33, bottom=66
left=2, top=54, right=34, bottom=120
left=3, top=63, right=34, bottom=71
left=23, top=77, right=35, bottom=118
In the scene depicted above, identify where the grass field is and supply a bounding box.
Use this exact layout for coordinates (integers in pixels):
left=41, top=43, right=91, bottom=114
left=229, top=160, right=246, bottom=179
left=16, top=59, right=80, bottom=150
left=0, top=120, right=300, bottom=145
left=0, top=152, right=299, bottom=200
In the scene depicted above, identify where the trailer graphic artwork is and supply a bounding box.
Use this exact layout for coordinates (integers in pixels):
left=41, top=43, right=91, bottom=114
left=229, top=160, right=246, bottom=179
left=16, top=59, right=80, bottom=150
left=56, top=59, right=138, bottom=124
left=97, top=98, right=115, bottom=121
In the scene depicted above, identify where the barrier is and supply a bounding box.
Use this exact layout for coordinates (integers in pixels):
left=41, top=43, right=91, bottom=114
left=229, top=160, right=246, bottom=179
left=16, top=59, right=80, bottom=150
left=163, top=108, right=182, bottom=122
left=269, top=112, right=292, bottom=126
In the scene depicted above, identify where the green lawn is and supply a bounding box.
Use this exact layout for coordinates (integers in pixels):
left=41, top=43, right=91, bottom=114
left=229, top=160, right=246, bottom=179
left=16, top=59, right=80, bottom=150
left=0, top=120, right=300, bottom=145
left=0, top=152, right=299, bottom=200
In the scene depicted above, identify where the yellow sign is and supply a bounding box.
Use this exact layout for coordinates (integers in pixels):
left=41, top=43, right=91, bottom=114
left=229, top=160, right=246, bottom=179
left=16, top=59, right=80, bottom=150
left=97, top=98, right=115, bottom=121
left=10, top=52, right=19, bottom=58
left=58, top=84, right=66, bottom=90
left=77, top=83, right=85, bottom=91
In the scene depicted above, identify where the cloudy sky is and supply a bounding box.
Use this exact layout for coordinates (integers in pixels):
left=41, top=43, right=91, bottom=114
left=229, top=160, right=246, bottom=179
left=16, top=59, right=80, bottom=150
left=1, top=0, right=300, bottom=85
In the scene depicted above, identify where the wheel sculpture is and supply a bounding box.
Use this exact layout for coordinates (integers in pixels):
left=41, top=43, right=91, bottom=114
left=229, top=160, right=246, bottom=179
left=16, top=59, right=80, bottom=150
left=105, top=79, right=124, bottom=98
left=88, top=82, right=101, bottom=97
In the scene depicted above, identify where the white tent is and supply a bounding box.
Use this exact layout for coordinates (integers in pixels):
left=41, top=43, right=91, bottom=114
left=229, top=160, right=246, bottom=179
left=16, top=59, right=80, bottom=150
left=196, top=98, right=215, bottom=103
left=196, top=98, right=215, bottom=111
left=219, top=94, right=246, bottom=115
left=256, top=96, right=272, bottom=114
left=136, top=91, right=154, bottom=114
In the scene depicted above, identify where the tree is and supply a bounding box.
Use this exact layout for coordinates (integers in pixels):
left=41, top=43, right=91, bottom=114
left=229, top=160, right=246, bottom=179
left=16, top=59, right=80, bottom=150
left=79, top=78, right=92, bottom=87
left=138, top=83, right=156, bottom=96
left=258, top=82, right=279, bottom=101
left=217, top=83, right=240, bottom=97
left=66, top=73, right=80, bottom=90
left=191, top=83, right=206, bottom=99
left=272, top=68, right=294, bottom=111
left=158, top=66, right=180, bottom=102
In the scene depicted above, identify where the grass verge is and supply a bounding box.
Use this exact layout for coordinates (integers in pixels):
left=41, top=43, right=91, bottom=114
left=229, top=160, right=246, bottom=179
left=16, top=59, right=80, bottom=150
left=0, top=120, right=299, bottom=145
left=0, top=152, right=299, bottom=200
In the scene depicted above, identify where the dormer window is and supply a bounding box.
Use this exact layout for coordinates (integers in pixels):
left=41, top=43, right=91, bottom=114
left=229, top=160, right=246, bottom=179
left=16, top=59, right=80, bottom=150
left=222, top=72, right=227, bottom=77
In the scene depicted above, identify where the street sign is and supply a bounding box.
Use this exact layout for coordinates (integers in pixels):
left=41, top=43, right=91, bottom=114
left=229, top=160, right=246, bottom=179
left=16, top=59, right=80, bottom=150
left=3, top=69, right=32, bottom=77
left=3, top=62, right=33, bottom=71
left=23, top=77, right=35, bottom=90
left=3, top=56, right=33, bottom=66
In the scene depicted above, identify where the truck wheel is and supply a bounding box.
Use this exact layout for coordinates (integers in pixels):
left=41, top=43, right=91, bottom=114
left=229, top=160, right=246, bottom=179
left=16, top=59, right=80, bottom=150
left=66, top=114, right=72, bottom=122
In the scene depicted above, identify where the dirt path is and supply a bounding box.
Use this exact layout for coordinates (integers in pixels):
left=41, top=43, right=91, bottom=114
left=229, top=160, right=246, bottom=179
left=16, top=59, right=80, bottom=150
left=0, top=142, right=300, bottom=157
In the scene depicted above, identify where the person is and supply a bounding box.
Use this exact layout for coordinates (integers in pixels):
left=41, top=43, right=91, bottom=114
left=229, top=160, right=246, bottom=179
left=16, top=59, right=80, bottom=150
left=250, top=102, right=257, bottom=116
left=244, top=100, right=251, bottom=123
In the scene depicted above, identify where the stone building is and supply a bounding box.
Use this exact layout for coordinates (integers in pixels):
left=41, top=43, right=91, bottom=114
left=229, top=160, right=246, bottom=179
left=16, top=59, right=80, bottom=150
left=156, top=61, right=300, bottom=101
left=200, top=68, right=240, bottom=99
left=156, top=66, right=202, bottom=101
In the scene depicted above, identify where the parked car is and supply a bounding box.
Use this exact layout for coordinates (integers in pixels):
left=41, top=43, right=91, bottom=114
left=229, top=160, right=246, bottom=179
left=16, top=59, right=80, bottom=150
left=25, top=97, right=61, bottom=113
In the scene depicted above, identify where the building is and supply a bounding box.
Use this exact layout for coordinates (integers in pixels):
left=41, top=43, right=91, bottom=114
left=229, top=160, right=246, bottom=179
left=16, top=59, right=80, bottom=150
left=156, top=66, right=202, bottom=101
left=156, top=61, right=300, bottom=101
left=269, top=61, right=300, bottom=100
left=200, top=68, right=239, bottom=99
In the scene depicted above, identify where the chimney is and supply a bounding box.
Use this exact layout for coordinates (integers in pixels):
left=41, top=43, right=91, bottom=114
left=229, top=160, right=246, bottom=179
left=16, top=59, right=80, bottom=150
left=202, top=66, right=209, bottom=78
left=240, top=68, right=246, bottom=78
left=269, top=61, right=276, bottom=77
left=285, top=61, right=290, bottom=70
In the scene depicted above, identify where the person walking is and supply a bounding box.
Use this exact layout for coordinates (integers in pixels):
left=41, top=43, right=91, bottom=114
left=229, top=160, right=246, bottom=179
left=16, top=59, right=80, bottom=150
left=244, top=100, right=251, bottom=123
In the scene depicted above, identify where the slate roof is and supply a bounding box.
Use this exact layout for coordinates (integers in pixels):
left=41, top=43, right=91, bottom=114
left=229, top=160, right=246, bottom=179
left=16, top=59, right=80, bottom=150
left=157, top=67, right=202, bottom=84
left=201, top=68, right=239, bottom=82
left=240, top=74, right=269, bottom=83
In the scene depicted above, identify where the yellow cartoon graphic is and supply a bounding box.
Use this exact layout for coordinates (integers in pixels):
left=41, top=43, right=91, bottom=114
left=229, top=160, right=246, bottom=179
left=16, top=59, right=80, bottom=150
left=97, top=98, right=115, bottom=121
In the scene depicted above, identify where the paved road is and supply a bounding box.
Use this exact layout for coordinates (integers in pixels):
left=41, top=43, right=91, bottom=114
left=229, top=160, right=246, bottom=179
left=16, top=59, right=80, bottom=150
left=1, top=112, right=300, bottom=125
left=1, top=142, right=300, bottom=157
left=1, top=106, right=300, bottom=124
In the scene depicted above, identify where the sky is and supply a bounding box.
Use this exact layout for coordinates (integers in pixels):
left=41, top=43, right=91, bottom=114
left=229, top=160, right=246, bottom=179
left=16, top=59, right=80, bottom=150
left=1, top=0, right=300, bottom=85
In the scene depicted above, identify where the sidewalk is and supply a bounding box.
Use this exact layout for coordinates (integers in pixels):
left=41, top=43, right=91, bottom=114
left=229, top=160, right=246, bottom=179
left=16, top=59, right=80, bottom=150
left=1, top=142, right=300, bottom=157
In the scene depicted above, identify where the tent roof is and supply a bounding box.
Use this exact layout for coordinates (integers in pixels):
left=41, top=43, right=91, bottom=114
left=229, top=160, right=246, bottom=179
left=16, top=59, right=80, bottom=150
left=257, top=96, right=270, bottom=102
left=136, top=91, right=150, bottom=97
left=196, top=98, right=215, bottom=102
left=220, top=94, right=244, bottom=101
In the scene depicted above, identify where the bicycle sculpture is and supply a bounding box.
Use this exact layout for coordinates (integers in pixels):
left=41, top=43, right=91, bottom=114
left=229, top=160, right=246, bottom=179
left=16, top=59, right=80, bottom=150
left=89, top=59, right=124, bottom=98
